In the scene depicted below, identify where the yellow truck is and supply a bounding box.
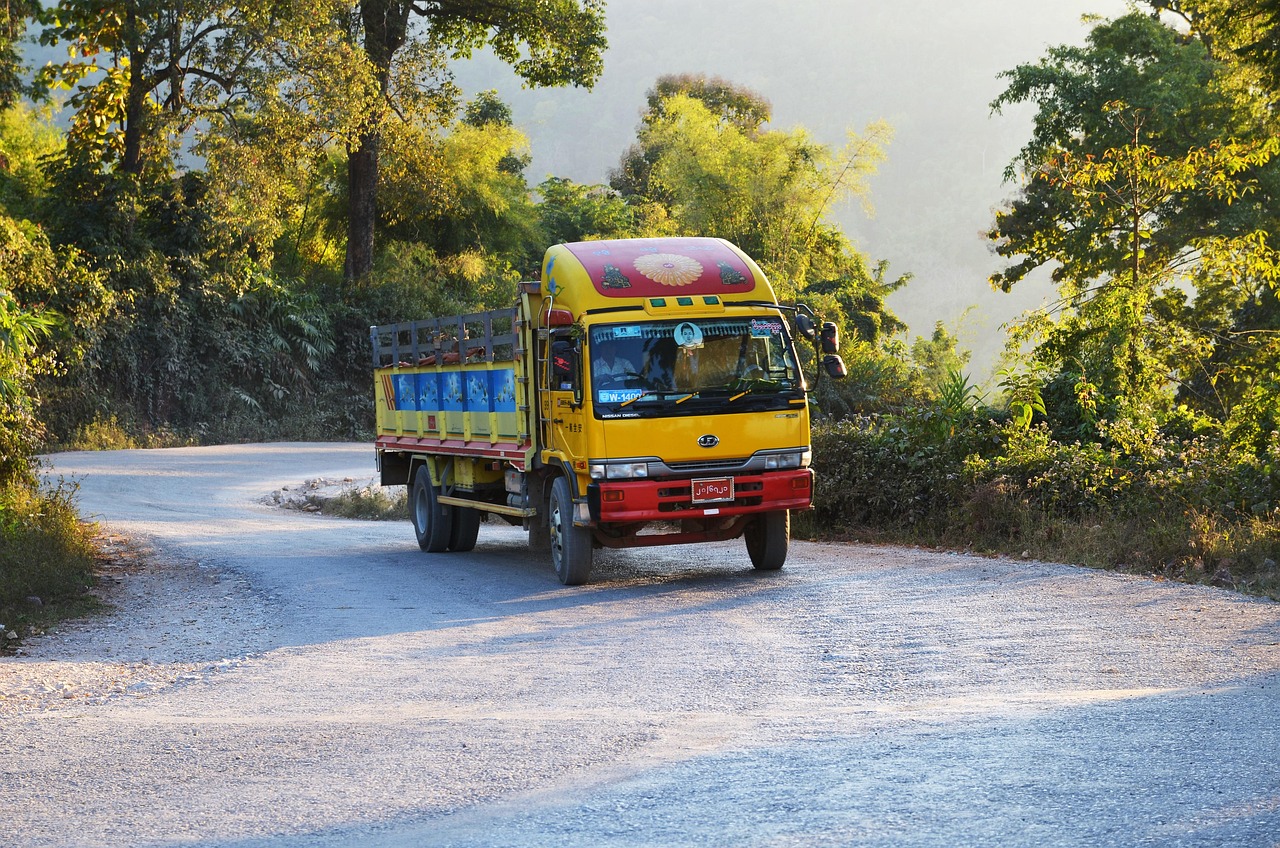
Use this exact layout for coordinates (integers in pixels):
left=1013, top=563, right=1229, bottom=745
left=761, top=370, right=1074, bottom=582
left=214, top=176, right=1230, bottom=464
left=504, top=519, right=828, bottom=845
left=371, top=237, right=846, bottom=584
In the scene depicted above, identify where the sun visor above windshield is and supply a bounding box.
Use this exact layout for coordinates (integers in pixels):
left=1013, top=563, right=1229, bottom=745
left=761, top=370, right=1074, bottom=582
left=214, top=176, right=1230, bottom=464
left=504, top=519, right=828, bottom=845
left=558, top=238, right=763, bottom=299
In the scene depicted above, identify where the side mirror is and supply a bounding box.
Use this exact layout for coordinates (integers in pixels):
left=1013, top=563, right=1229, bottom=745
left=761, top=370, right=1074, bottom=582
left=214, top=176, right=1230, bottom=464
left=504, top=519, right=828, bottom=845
left=820, top=322, right=840, bottom=354
left=795, top=313, right=817, bottom=342
left=822, top=354, right=847, bottom=380
left=551, top=340, right=576, bottom=387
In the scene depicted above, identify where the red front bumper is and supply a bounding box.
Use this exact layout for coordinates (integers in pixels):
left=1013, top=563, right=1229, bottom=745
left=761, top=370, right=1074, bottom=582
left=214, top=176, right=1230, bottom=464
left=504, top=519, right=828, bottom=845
left=588, top=469, right=813, bottom=524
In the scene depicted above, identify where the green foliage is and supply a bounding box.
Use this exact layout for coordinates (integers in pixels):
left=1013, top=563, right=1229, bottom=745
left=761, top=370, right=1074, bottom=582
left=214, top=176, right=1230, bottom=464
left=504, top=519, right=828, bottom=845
left=609, top=79, right=914, bottom=415
left=809, top=338, right=929, bottom=419
left=620, top=92, right=893, bottom=292
left=535, top=177, right=637, bottom=247
left=811, top=414, right=1002, bottom=528
left=0, top=104, right=62, bottom=218
left=910, top=320, right=972, bottom=397
left=342, top=0, right=607, bottom=277
left=0, top=214, right=88, bottom=484
left=322, top=484, right=407, bottom=521
left=35, top=0, right=351, bottom=176
left=645, top=73, right=772, bottom=130
left=381, top=115, right=539, bottom=268
left=1147, top=0, right=1280, bottom=97
left=811, top=411, right=1280, bottom=594
left=996, top=366, right=1047, bottom=430
left=0, top=0, right=37, bottom=109
left=990, top=11, right=1280, bottom=444
left=0, top=477, right=98, bottom=613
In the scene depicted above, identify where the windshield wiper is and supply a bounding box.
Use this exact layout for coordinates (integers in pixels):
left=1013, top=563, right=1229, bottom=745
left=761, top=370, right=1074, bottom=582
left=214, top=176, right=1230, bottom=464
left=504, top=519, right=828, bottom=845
left=619, top=391, right=656, bottom=408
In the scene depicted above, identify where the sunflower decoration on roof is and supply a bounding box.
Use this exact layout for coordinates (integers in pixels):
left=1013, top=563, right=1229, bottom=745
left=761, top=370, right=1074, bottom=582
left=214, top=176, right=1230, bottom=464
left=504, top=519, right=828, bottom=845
left=633, top=253, right=704, bottom=287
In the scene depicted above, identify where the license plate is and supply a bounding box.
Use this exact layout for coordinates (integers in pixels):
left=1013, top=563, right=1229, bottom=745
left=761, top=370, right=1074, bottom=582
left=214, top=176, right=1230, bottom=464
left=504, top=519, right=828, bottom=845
left=691, top=477, right=734, bottom=504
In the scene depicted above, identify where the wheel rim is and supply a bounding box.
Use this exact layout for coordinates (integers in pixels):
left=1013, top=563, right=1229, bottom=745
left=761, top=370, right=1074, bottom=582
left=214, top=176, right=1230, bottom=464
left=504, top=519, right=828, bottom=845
left=550, top=499, right=565, bottom=572
left=414, top=485, right=428, bottom=532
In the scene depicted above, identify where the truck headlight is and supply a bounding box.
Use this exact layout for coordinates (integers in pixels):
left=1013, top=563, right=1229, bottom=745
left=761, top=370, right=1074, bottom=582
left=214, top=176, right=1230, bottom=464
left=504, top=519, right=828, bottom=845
left=764, top=450, right=811, bottom=470
left=589, top=462, right=649, bottom=480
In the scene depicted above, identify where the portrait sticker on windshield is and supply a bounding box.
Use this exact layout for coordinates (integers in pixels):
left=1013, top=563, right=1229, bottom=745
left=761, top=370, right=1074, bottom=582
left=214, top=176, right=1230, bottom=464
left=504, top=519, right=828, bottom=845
left=750, top=318, right=784, bottom=337
left=675, top=322, right=704, bottom=347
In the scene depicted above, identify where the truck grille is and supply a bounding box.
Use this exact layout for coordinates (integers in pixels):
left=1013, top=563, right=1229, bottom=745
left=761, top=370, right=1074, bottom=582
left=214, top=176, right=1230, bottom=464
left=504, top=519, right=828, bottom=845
left=664, top=458, right=749, bottom=474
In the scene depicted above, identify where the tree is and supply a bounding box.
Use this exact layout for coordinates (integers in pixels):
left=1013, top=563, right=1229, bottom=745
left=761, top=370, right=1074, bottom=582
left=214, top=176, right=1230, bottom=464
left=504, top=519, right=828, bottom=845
left=1238, top=0, right=1280, bottom=87
left=37, top=0, right=338, bottom=177
left=535, top=176, right=636, bottom=247
left=611, top=73, right=772, bottom=208
left=378, top=94, right=539, bottom=267
left=342, top=0, right=606, bottom=280
left=989, top=12, right=1280, bottom=432
left=615, top=89, right=894, bottom=297
left=606, top=78, right=912, bottom=417
left=911, top=320, right=972, bottom=397
left=0, top=216, right=74, bottom=483
left=988, top=13, right=1275, bottom=293
left=1146, top=0, right=1280, bottom=91
left=1, top=0, right=37, bottom=110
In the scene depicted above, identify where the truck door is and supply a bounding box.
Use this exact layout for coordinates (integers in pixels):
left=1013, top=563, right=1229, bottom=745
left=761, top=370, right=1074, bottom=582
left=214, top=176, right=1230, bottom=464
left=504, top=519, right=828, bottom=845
left=545, top=334, right=588, bottom=466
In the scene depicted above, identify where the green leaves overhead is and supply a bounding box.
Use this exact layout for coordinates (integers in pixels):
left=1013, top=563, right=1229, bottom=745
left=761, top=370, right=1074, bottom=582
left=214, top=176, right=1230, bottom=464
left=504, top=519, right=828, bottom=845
left=36, top=0, right=355, bottom=175
left=422, top=0, right=606, bottom=89
left=990, top=8, right=1280, bottom=440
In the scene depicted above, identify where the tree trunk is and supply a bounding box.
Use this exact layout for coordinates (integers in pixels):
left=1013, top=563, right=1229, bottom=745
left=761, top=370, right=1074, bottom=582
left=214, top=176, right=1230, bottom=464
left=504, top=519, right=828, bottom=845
left=121, top=7, right=148, bottom=176
left=346, top=131, right=379, bottom=280
left=344, top=0, right=410, bottom=282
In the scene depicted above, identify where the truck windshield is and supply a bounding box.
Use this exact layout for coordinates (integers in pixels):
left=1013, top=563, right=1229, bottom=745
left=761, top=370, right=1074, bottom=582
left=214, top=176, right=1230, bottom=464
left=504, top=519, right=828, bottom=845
left=589, top=317, right=802, bottom=418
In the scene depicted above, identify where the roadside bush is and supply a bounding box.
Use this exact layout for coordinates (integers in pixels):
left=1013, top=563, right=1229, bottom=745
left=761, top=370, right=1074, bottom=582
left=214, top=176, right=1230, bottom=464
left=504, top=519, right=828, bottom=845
left=811, top=413, right=1001, bottom=528
left=0, top=478, right=97, bottom=611
left=811, top=407, right=1280, bottom=596
left=963, top=425, right=1138, bottom=518
left=323, top=485, right=407, bottom=521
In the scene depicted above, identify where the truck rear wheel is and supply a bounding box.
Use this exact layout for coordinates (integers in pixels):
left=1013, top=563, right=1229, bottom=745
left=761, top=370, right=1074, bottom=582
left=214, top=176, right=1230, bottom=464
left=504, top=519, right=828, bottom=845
left=449, top=507, right=481, bottom=552
left=411, top=468, right=453, bottom=553
left=550, top=476, right=592, bottom=585
left=745, top=510, right=789, bottom=571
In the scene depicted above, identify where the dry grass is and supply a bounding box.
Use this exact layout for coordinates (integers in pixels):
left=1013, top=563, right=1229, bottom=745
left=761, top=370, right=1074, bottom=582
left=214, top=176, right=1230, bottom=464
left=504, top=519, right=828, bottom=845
left=0, top=479, right=102, bottom=651
left=321, top=485, right=408, bottom=521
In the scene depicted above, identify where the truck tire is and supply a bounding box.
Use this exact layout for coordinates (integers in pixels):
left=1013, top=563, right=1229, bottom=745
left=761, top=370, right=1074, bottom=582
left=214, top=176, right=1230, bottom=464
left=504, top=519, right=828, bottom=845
left=449, top=507, right=481, bottom=552
left=549, top=476, right=592, bottom=585
left=411, top=468, right=453, bottom=553
left=745, top=510, right=789, bottom=571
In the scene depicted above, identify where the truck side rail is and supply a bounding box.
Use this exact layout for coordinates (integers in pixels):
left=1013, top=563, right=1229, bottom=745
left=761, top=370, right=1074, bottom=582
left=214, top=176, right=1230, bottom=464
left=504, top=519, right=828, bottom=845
left=371, top=307, right=520, bottom=368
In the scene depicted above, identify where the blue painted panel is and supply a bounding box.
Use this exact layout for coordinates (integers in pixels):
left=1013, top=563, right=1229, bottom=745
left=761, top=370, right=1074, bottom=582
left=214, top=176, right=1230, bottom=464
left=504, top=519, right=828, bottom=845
left=441, top=372, right=465, bottom=412
left=492, top=369, right=517, bottom=412
left=416, top=372, right=439, bottom=411
left=394, top=374, right=417, bottom=411
left=465, top=372, right=491, bottom=412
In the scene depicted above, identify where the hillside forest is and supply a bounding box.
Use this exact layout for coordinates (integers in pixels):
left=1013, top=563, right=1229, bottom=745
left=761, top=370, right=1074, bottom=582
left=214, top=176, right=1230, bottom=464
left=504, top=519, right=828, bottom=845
left=3, top=0, right=1280, bottom=617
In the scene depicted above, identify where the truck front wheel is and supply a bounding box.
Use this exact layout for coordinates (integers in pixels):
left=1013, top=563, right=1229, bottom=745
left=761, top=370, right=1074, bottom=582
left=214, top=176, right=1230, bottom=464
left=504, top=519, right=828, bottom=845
left=411, top=468, right=453, bottom=553
left=549, top=476, right=592, bottom=585
left=745, top=510, right=789, bottom=571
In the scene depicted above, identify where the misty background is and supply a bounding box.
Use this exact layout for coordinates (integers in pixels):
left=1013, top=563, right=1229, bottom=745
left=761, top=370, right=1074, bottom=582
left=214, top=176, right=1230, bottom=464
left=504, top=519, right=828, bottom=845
left=451, top=0, right=1131, bottom=377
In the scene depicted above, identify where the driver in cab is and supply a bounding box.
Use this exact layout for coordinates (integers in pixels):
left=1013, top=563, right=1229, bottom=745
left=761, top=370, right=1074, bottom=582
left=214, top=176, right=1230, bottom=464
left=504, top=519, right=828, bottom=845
left=592, top=344, right=636, bottom=381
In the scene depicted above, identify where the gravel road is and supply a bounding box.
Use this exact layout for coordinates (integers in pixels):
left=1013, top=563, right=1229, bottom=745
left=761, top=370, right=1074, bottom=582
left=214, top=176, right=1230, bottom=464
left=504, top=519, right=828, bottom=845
left=3, top=443, right=1279, bottom=847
